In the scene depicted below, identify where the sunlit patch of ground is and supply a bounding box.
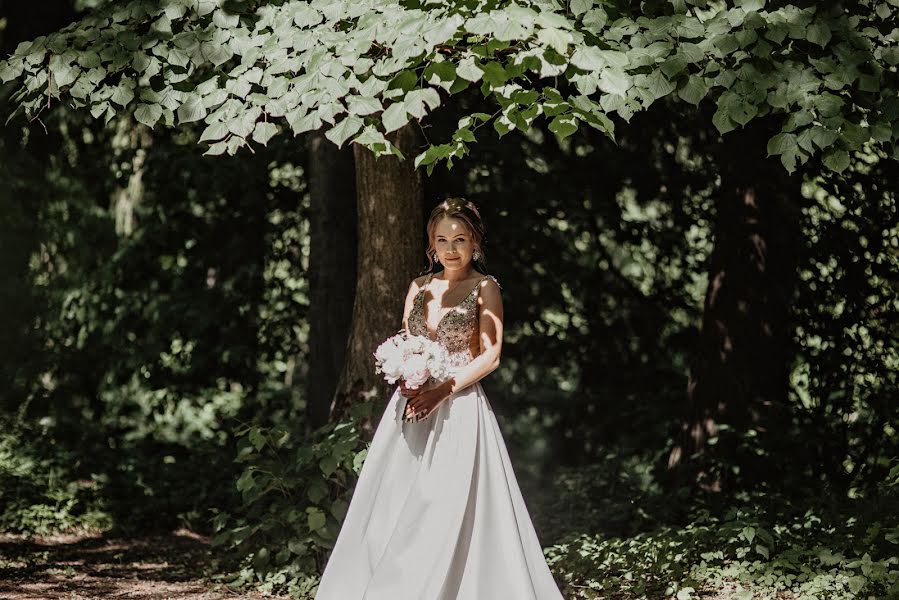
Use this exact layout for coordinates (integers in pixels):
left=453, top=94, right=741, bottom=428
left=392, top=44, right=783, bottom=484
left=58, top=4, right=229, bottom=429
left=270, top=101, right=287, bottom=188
left=0, top=528, right=290, bottom=600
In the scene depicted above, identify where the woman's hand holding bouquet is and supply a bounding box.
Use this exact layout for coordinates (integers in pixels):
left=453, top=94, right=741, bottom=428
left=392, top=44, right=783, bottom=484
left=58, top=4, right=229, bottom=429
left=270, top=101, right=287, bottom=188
left=373, top=330, right=451, bottom=422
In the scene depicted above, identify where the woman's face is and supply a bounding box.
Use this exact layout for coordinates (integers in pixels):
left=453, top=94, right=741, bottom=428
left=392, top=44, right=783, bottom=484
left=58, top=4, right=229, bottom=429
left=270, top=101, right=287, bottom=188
left=433, top=217, right=475, bottom=273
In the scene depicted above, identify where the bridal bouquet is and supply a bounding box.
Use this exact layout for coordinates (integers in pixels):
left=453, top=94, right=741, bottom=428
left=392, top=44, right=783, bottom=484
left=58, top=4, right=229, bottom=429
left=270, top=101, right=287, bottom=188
left=373, top=330, right=450, bottom=389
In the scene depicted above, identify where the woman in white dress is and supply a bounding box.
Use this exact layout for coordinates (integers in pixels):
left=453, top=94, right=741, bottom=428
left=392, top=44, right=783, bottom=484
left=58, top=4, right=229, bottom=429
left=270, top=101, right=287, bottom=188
left=314, top=198, right=566, bottom=600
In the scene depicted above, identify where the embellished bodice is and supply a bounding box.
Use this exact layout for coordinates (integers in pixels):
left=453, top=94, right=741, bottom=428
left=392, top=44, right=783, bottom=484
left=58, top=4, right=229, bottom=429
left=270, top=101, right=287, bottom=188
left=407, top=273, right=500, bottom=370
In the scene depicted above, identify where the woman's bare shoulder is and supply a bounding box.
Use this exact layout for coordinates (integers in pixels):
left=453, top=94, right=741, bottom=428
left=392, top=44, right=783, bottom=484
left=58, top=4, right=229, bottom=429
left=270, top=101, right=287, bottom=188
left=478, top=273, right=502, bottom=291
left=409, top=274, right=430, bottom=290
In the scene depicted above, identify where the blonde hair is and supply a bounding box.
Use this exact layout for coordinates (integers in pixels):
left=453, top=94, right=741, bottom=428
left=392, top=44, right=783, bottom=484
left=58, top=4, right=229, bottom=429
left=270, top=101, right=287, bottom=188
left=424, top=197, right=487, bottom=273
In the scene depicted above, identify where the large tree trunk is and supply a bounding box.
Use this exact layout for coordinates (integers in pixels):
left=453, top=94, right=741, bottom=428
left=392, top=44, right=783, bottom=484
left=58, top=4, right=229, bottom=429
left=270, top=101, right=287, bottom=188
left=331, top=124, right=423, bottom=433
left=666, top=117, right=802, bottom=491
left=305, top=131, right=357, bottom=429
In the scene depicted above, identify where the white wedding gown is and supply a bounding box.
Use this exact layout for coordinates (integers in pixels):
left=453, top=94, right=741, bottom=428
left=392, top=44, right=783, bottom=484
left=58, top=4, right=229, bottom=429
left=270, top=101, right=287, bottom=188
left=314, top=274, right=565, bottom=600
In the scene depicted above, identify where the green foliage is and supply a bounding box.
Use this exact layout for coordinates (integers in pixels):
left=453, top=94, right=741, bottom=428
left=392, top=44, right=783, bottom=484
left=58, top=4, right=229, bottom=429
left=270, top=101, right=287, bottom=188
left=545, top=490, right=899, bottom=599
left=210, top=400, right=376, bottom=598
left=2, top=1, right=897, bottom=173
left=0, top=418, right=112, bottom=534
left=0, top=84, right=311, bottom=534
left=789, top=147, right=899, bottom=490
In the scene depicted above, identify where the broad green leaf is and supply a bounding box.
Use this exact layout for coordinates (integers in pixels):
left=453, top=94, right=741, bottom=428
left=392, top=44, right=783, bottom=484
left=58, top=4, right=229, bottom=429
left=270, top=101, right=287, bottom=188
left=641, top=71, right=676, bottom=101
left=678, top=75, right=709, bottom=105
left=404, top=88, right=441, bottom=119
left=736, top=29, right=758, bottom=48
left=570, top=0, right=593, bottom=17
left=537, top=28, right=572, bottom=55
left=177, top=95, right=207, bottom=124
left=76, top=51, right=101, bottom=69
left=352, top=448, right=368, bottom=473
left=134, top=103, right=162, bottom=128
left=200, top=121, right=229, bottom=142
left=871, top=120, right=892, bottom=142
left=582, top=8, right=608, bottom=32
left=480, top=61, right=508, bottom=87
left=456, top=57, right=483, bottom=82
left=324, top=116, right=363, bottom=147
left=807, top=23, right=832, bottom=48
left=307, top=507, right=326, bottom=532
left=571, top=46, right=606, bottom=71
left=319, top=455, right=338, bottom=477
left=388, top=70, right=417, bottom=93
left=767, top=132, right=801, bottom=172
left=822, top=148, right=850, bottom=173
left=287, top=109, right=321, bottom=135
left=848, top=575, right=867, bottom=595
left=330, top=499, right=348, bottom=521
left=111, top=84, right=135, bottom=108
left=548, top=114, right=578, bottom=140
left=767, top=132, right=797, bottom=157
left=598, top=69, right=631, bottom=97
left=712, top=109, right=736, bottom=134
left=353, top=126, right=388, bottom=150
left=414, top=144, right=451, bottom=168
left=49, top=55, right=78, bottom=88
left=809, top=125, right=838, bottom=149
left=661, top=52, right=689, bottom=78
left=90, top=102, right=109, bottom=120
left=742, top=526, right=756, bottom=543
left=783, top=110, right=814, bottom=132
left=883, top=47, right=899, bottom=66
left=132, top=53, right=152, bottom=74
left=424, top=61, right=456, bottom=89
left=0, top=60, right=24, bottom=83
left=382, top=102, right=408, bottom=133
left=252, top=121, right=279, bottom=146
left=493, top=115, right=513, bottom=137
left=202, top=42, right=234, bottom=67
left=347, top=95, right=382, bottom=116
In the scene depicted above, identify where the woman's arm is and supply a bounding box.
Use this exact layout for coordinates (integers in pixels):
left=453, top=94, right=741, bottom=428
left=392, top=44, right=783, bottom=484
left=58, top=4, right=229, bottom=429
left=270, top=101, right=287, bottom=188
left=435, top=277, right=504, bottom=396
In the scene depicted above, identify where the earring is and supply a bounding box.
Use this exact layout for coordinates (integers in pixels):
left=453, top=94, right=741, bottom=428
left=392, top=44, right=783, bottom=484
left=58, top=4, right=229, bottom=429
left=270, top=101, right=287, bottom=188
left=473, top=251, right=481, bottom=261
left=433, top=252, right=439, bottom=263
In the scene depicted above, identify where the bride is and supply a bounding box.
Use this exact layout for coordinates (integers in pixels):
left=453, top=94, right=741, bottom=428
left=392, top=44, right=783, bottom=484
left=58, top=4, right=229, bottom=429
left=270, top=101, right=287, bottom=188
left=314, top=198, right=566, bottom=600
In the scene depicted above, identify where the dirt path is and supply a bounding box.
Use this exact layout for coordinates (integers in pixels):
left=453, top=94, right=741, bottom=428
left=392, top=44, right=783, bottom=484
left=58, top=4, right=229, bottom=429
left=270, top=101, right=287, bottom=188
left=0, top=529, right=290, bottom=600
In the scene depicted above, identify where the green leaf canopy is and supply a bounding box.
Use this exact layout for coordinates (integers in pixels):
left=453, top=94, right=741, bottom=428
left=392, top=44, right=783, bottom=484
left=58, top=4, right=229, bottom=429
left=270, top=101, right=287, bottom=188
left=1, top=0, right=897, bottom=173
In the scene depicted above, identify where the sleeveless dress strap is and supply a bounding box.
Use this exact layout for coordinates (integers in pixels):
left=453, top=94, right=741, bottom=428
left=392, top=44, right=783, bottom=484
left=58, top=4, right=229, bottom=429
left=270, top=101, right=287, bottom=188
left=478, top=274, right=500, bottom=290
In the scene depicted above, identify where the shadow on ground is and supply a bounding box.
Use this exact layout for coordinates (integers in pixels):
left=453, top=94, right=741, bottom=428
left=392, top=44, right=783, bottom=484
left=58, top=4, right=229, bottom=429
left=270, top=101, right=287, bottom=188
left=0, top=529, right=288, bottom=600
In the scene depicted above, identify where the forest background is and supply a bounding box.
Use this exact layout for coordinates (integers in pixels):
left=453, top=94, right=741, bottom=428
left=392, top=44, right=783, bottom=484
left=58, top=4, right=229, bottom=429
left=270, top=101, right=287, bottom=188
left=0, top=1, right=897, bottom=598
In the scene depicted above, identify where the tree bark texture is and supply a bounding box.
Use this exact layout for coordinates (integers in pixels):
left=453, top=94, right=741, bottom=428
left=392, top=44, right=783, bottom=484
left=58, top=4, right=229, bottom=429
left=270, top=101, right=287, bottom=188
left=331, top=124, right=423, bottom=433
left=305, top=131, right=358, bottom=429
left=666, top=117, right=802, bottom=491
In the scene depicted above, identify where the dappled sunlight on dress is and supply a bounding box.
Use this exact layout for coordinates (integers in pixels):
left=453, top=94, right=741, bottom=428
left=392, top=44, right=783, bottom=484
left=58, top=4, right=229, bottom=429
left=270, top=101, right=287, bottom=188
left=314, top=273, right=565, bottom=600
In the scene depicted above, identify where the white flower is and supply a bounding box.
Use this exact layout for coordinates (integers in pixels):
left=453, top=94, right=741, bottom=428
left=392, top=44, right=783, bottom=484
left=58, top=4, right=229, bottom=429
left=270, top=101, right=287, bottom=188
left=373, top=330, right=452, bottom=388
left=403, top=353, right=430, bottom=389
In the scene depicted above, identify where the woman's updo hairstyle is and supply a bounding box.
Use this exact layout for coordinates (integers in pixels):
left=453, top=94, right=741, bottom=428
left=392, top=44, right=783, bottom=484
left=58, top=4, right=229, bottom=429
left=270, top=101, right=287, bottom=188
left=425, top=197, right=487, bottom=274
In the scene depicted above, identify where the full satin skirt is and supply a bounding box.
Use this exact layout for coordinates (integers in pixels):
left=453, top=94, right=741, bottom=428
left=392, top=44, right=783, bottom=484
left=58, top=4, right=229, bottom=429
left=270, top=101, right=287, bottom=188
left=314, top=381, right=566, bottom=600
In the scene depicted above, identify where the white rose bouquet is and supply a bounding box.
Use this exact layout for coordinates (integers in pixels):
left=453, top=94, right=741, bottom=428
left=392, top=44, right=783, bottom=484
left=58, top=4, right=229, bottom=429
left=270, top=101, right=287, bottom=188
left=373, top=330, right=450, bottom=389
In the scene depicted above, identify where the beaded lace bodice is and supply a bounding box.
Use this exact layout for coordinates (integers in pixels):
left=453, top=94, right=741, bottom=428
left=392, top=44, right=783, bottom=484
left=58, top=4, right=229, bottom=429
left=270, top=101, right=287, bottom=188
left=408, top=273, right=500, bottom=370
